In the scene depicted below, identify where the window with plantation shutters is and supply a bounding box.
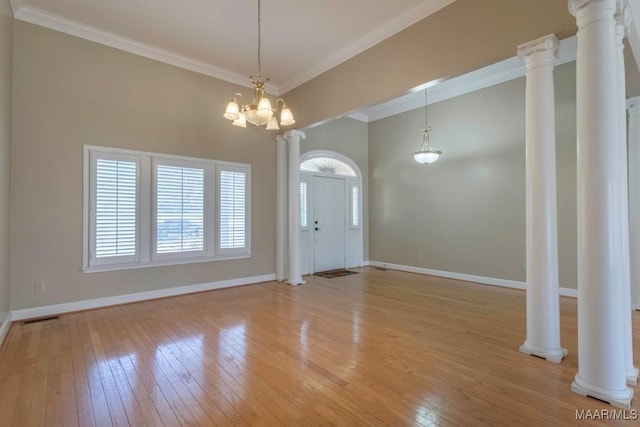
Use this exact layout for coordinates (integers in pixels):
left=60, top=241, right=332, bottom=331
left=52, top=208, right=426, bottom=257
left=155, top=163, right=205, bottom=255
left=84, top=146, right=251, bottom=273
left=219, top=168, right=248, bottom=252
left=89, top=154, right=139, bottom=267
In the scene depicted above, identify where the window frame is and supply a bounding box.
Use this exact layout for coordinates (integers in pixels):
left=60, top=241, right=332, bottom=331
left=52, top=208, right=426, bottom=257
left=83, top=145, right=250, bottom=273
left=87, top=150, right=142, bottom=268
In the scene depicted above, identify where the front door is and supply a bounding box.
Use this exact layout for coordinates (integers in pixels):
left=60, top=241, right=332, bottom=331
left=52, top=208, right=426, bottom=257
left=313, top=176, right=346, bottom=272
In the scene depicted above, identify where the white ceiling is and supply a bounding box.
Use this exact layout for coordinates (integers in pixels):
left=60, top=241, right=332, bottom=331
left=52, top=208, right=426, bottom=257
left=10, top=0, right=455, bottom=94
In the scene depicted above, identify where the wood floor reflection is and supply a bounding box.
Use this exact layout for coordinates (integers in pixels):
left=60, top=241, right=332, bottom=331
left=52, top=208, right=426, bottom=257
left=1, top=267, right=639, bottom=426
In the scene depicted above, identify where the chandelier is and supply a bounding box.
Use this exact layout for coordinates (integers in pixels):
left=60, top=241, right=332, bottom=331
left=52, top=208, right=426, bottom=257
left=412, top=88, right=442, bottom=164
left=223, top=0, right=295, bottom=130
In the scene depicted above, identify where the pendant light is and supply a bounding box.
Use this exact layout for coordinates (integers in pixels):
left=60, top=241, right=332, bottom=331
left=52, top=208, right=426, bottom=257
left=412, top=88, right=442, bottom=164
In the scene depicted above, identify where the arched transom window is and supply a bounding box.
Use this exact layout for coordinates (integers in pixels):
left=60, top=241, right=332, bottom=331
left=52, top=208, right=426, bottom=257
left=300, top=157, right=356, bottom=177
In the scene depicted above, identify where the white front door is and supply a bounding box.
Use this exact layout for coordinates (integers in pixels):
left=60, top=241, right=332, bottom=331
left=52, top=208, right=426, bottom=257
left=313, top=176, right=346, bottom=272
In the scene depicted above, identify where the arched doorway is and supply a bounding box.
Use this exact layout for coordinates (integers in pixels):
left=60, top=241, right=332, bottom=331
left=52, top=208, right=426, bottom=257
left=299, top=150, right=363, bottom=273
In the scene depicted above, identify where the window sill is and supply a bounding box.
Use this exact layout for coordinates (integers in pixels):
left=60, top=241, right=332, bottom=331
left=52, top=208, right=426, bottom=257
left=82, top=253, right=251, bottom=273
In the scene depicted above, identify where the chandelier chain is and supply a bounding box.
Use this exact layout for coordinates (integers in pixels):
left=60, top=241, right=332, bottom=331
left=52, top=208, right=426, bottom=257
left=257, top=0, right=262, bottom=76
left=424, top=88, right=429, bottom=131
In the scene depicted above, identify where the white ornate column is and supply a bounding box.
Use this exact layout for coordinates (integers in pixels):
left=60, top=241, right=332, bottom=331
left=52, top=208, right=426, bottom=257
left=275, top=135, right=288, bottom=282
left=570, top=0, right=633, bottom=409
left=629, top=97, right=640, bottom=311
left=615, top=3, right=639, bottom=386
left=517, top=34, right=567, bottom=363
left=285, top=130, right=305, bottom=285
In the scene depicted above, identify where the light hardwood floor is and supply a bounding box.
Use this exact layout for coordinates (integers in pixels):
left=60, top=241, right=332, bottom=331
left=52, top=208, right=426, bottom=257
left=0, top=267, right=638, bottom=426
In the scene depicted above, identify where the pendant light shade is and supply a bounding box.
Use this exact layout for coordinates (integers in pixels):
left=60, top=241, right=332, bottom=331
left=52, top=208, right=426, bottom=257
left=232, top=111, right=247, bottom=128
left=266, top=115, right=280, bottom=130
left=257, top=97, right=273, bottom=118
left=280, top=105, right=295, bottom=126
left=413, top=148, right=442, bottom=164
left=224, top=98, right=240, bottom=120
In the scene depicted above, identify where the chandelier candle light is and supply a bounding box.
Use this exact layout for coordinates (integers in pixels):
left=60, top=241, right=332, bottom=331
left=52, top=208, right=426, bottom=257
left=412, top=88, right=442, bottom=164
left=223, top=0, right=295, bottom=130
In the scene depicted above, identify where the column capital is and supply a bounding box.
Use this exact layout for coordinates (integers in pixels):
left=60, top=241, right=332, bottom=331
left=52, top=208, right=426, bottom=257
left=627, top=97, right=640, bottom=116
left=615, top=1, right=631, bottom=37
left=275, top=135, right=287, bottom=144
left=284, top=130, right=306, bottom=144
left=570, top=0, right=616, bottom=16
left=517, top=34, right=559, bottom=61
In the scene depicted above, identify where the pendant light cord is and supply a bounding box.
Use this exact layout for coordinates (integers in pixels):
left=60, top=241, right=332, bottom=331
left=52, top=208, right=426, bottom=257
left=257, top=0, right=262, bottom=77
left=422, top=88, right=431, bottom=150
left=424, top=88, right=429, bottom=132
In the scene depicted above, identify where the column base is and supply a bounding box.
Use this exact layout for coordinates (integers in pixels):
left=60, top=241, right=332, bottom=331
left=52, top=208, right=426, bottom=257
left=286, top=279, right=305, bottom=286
left=571, top=375, right=634, bottom=410
left=519, top=342, right=568, bottom=363
left=626, top=367, right=639, bottom=386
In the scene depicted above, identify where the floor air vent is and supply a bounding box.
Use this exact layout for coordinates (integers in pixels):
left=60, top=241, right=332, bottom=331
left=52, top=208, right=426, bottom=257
left=23, top=315, right=60, bottom=325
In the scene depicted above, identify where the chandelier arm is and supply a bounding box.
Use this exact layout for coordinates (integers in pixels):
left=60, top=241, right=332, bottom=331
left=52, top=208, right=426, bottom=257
left=274, top=98, right=286, bottom=111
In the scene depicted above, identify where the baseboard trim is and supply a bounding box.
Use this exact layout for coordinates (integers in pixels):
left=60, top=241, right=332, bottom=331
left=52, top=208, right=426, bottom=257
left=560, top=288, right=578, bottom=298
left=0, top=312, right=12, bottom=349
left=367, top=261, right=577, bottom=298
left=11, top=273, right=276, bottom=321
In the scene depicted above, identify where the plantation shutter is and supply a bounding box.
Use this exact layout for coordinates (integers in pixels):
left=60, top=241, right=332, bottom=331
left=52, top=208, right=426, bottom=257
left=219, top=169, right=247, bottom=250
left=94, top=157, right=138, bottom=261
left=156, top=164, right=205, bottom=254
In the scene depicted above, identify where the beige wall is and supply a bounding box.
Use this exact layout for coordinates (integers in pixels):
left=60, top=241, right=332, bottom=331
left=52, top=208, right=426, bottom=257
left=302, top=117, right=369, bottom=259
left=10, top=22, right=277, bottom=310
left=369, top=62, right=578, bottom=288
left=0, top=0, right=12, bottom=323
left=284, top=0, right=577, bottom=128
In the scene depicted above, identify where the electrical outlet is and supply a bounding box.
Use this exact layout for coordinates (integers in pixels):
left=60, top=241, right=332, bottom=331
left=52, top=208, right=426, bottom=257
left=418, top=253, right=423, bottom=261
left=33, top=281, right=45, bottom=294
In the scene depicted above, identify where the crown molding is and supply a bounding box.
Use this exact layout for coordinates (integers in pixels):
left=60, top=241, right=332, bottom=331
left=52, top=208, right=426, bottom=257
left=9, top=0, right=23, bottom=16
left=10, top=1, right=455, bottom=96
left=358, top=35, right=577, bottom=123
left=12, top=4, right=283, bottom=95
left=345, top=112, right=369, bottom=122
left=279, top=0, right=456, bottom=94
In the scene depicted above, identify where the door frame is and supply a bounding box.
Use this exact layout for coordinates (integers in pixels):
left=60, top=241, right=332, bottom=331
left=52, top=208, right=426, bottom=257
left=300, top=150, right=363, bottom=274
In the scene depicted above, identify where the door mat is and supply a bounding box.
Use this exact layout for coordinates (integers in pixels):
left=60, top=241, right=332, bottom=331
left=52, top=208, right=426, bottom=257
left=314, top=269, right=358, bottom=279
